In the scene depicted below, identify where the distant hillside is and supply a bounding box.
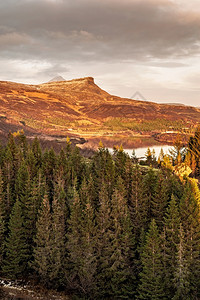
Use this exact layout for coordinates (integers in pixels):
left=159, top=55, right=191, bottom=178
left=0, top=77, right=199, bottom=148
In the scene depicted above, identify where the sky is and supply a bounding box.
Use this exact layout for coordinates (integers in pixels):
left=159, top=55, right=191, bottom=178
left=0, top=0, right=200, bottom=106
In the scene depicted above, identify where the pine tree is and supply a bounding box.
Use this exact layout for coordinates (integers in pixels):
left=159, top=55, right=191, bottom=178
left=101, top=178, right=135, bottom=299
left=3, top=198, right=28, bottom=278
left=142, top=167, right=158, bottom=223
left=96, top=182, right=112, bottom=297
left=15, top=161, right=30, bottom=210
left=151, top=174, right=168, bottom=230
left=66, top=189, right=97, bottom=297
left=137, top=219, right=165, bottom=300
left=173, top=224, right=190, bottom=300
left=31, top=137, right=42, bottom=170
left=42, top=148, right=57, bottom=199
left=0, top=170, right=5, bottom=268
left=113, top=145, right=129, bottom=178
left=163, top=194, right=181, bottom=298
left=33, top=193, right=53, bottom=285
left=91, top=146, right=115, bottom=198
left=128, top=165, right=147, bottom=238
left=24, top=175, right=45, bottom=268
left=179, top=182, right=200, bottom=298
left=50, top=185, right=67, bottom=287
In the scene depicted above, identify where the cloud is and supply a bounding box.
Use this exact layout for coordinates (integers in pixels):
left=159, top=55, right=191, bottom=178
left=0, top=0, right=199, bottom=63
left=0, top=32, right=32, bottom=48
left=0, top=0, right=200, bottom=106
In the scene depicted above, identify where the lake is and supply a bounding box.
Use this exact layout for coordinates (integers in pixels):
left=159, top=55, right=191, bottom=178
left=109, top=145, right=172, bottom=159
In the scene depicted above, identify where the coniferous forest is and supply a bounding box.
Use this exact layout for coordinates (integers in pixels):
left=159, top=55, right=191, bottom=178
left=0, top=130, right=200, bottom=299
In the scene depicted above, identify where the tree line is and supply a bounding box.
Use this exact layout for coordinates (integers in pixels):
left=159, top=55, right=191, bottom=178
left=0, top=131, right=199, bottom=299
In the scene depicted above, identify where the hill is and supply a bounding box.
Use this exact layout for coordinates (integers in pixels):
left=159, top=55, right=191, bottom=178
left=0, top=77, right=199, bottom=149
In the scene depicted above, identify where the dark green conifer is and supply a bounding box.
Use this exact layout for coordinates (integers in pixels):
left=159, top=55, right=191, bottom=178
left=66, top=189, right=97, bottom=297
left=151, top=175, right=168, bottom=230
left=96, top=182, right=112, bottom=297
left=179, top=181, right=200, bottom=297
left=128, top=165, right=148, bottom=239
left=142, top=167, right=158, bottom=223
left=50, top=187, right=67, bottom=287
left=173, top=224, right=190, bottom=300
left=3, top=198, right=28, bottom=278
left=137, top=219, right=165, bottom=300
left=0, top=169, right=5, bottom=267
left=31, top=137, right=42, bottom=169
left=91, top=146, right=115, bottom=198
left=102, top=177, right=135, bottom=299
left=163, top=194, right=181, bottom=298
left=33, top=193, right=53, bottom=285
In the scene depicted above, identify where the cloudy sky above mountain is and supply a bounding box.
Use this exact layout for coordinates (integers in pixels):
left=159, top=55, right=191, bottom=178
left=0, top=0, right=200, bottom=106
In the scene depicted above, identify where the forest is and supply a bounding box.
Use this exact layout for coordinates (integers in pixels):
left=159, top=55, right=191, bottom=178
left=0, top=128, right=200, bottom=299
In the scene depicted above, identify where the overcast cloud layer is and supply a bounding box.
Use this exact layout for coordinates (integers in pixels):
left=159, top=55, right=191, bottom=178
left=0, top=0, right=200, bottom=106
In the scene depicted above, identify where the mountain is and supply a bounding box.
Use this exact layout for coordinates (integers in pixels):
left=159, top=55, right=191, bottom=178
left=48, top=75, right=66, bottom=82
left=0, top=77, right=199, bottom=149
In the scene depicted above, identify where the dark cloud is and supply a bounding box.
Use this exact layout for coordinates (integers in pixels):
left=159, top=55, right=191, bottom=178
left=0, top=0, right=200, bottom=63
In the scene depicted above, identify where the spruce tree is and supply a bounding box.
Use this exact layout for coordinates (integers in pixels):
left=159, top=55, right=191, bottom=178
left=102, top=178, right=135, bottom=299
left=151, top=174, right=168, bottom=230
left=137, top=219, right=165, bottom=300
left=50, top=186, right=67, bottom=287
left=163, top=194, right=181, bottom=298
left=91, top=146, right=115, bottom=198
left=173, top=224, right=190, bottom=300
left=3, top=198, right=28, bottom=278
left=33, top=193, right=53, bottom=285
left=0, top=170, right=5, bottom=268
left=66, top=189, right=97, bottom=297
left=96, top=182, right=112, bottom=297
left=128, top=165, right=147, bottom=238
left=142, top=167, right=158, bottom=224
left=179, top=182, right=200, bottom=298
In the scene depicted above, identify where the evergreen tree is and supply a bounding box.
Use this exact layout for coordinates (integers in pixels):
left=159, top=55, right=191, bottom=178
left=113, top=145, right=129, bottom=178
left=179, top=182, right=200, bottom=298
left=31, top=137, right=42, bottom=170
left=33, top=193, right=53, bottom=285
left=0, top=169, right=5, bottom=267
left=3, top=198, right=28, bottom=278
left=142, top=167, right=158, bottom=223
left=24, top=174, right=45, bottom=267
left=128, top=165, right=147, bottom=238
left=42, top=148, right=57, bottom=202
left=50, top=187, right=67, bottom=287
left=15, top=160, right=30, bottom=210
left=151, top=174, right=168, bottom=230
left=137, top=219, right=165, bottom=300
left=96, top=182, right=112, bottom=297
left=66, top=189, right=97, bottom=297
left=173, top=224, right=190, bottom=300
left=163, top=194, right=181, bottom=298
left=91, top=146, right=115, bottom=198
left=101, top=178, right=135, bottom=299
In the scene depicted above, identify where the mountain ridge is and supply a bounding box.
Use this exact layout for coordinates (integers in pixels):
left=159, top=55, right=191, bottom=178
left=0, top=77, right=199, bottom=148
